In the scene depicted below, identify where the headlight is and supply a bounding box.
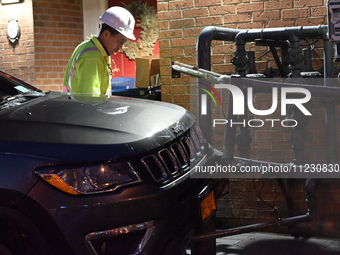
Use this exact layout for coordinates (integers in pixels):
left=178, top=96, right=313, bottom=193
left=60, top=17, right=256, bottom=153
left=35, top=162, right=141, bottom=195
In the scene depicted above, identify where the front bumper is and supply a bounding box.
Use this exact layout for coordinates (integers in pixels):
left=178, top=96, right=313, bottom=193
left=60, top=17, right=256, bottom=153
left=25, top=162, right=221, bottom=255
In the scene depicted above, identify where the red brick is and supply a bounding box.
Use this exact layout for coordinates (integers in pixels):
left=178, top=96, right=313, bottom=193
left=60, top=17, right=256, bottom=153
left=296, top=17, right=326, bottom=26
left=183, top=8, right=209, bottom=18
left=160, top=77, right=172, bottom=86
left=159, top=29, right=183, bottom=39
left=237, top=2, right=264, bottom=13
left=168, top=0, right=194, bottom=10
left=211, top=54, right=226, bottom=64
left=171, top=38, right=196, bottom=47
left=224, top=13, right=251, bottom=24
left=253, top=10, right=280, bottom=22
left=265, top=1, right=294, bottom=10
left=311, top=6, right=327, bottom=17
left=157, top=10, right=182, bottom=20
left=158, top=20, right=169, bottom=30
left=196, top=16, right=223, bottom=27
left=161, top=48, right=185, bottom=58
left=282, top=8, right=310, bottom=19
left=157, top=2, right=169, bottom=11
left=209, top=5, right=235, bottom=15
left=196, top=0, right=221, bottom=7
left=159, top=39, right=170, bottom=48
left=166, top=85, right=187, bottom=94
left=173, top=94, right=191, bottom=104
left=183, top=27, right=203, bottom=37
left=295, top=0, right=324, bottom=7
left=170, top=19, right=195, bottom=29
left=212, top=64, right=234, bottom=74
left=174, top=55, right=196, bottom=65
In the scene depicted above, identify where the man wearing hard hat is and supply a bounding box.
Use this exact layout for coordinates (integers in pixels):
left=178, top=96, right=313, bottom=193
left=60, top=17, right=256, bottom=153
left=63, top=6, right=136, bottom=96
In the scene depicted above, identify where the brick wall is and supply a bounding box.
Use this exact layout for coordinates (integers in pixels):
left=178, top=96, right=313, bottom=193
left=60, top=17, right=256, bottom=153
left=157, top=0, right=328, bottom=108
left=32, top=0, right=83, bottom=91
left=157, top=0, right=340, bottom=237
left=0, top=0, right=35, bottom=82
left=0, top=0, right=83, bottom=91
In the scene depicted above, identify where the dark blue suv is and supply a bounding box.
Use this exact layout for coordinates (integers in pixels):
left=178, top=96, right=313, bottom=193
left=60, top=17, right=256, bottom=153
left=0, top=71, right=224, bottom=255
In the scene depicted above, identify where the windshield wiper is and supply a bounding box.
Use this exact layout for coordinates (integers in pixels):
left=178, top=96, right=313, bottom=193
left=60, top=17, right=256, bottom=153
left=0, top=91, right=46, bottom=110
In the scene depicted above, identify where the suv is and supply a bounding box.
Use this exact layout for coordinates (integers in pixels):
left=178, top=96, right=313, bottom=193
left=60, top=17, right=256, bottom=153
left=0, top=71, right=224, bottom=255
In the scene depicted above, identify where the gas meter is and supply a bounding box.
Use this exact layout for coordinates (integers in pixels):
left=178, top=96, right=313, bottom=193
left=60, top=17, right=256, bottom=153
left=328, top=0, right=340, bottom=41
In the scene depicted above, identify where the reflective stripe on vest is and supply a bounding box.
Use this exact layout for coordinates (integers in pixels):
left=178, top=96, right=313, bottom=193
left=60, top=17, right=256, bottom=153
left=68, top=47, right=99, bottom=92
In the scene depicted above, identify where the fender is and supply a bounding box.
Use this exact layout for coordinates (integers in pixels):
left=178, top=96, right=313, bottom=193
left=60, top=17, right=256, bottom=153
left=0, top=196, right=74, bottom=255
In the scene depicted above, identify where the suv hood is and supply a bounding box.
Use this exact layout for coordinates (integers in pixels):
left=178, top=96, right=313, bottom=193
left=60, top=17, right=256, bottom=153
left=0, top=92, right=195, bottom=162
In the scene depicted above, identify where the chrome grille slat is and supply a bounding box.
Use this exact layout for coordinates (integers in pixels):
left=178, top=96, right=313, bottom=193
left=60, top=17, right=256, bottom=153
left=141, top=155, right=168, bottom=182
left=170, top=142, right=189, bottom=168
left=141, top=124, right=207, bottom=184
left=180, top=136, right=196, bottom=162
left=158, top=148, right=179, bottom=175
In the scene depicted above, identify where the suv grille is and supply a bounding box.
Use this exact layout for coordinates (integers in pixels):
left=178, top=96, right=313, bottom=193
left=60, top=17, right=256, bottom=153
left=141, top=124, right=207, bottom=183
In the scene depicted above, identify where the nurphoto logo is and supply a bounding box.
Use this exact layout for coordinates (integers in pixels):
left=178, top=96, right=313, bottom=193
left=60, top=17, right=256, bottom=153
left=200, top=83, right=312, bottom=128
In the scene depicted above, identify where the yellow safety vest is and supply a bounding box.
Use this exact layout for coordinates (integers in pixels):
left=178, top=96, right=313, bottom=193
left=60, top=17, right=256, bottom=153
left=63, top=36, right=111, bottom=96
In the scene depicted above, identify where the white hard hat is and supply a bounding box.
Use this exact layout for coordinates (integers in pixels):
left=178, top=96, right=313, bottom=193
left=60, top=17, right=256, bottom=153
left=99, top=6, right=136, bottom=40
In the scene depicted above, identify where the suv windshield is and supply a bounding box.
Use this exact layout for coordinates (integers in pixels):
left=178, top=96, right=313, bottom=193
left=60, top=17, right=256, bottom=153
left=0, top=71, right=45, bottom=110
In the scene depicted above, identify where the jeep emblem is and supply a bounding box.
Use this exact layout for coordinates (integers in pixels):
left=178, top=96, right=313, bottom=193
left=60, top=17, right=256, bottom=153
left=172, top=124, right=184, bottom=135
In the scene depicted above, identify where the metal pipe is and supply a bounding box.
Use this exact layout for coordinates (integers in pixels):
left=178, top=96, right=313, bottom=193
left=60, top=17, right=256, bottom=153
left=305, top=178, right=319, bottom=218
left=323, top=39, right=338, bottom=163
left=234, top=26, right=328, bottom=77
left=197, top=26, right=244, bottom=143
left=235, top=25, right=328, bottom=46
left=234, top=26, right=336, bottom=162
left=247, top=51, right=257, bottom=74
left=221, top=92, right=237, bottom=165
left=303, top=48, right=313, bottom=72
left=196, top=26, right=329, bottom=140
left=191, top=214, right=311, bottom=242
left=172, top=62, right=340, bottom=98
left=324, top=39, right=334, bottom=78
left=190, top=158, right=319, bottom=242
left=241, top=77, right=340, bottom=97
left=195, top=28, right=242, bottom=253
left=197, top=26, right=244, bottom=70
left=281, top=42, right=290, bottom=75
left=269, top=44, right=285, bottom=76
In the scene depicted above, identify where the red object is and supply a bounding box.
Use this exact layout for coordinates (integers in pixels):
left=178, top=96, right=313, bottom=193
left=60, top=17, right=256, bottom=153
left=108, top=0, right=159, bottom=79
left=111, top=29, right=159, bottom=79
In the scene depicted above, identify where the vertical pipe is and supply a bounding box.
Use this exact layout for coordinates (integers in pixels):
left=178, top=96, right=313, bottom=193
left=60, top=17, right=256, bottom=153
left=323, top=39, right=337, bottom=163
left=324, top=39, right=334, bottom=78
left=281, top=42, right=290, bottom=76
left=269, top=44, right=286, bottom=77
left=197, top=29, right=213, bottom=144
left=197, top=27, right=242, bottom=143
left=222, top=92, right=237, bottom=164
left=303, top=48, right=313, bottom=72
left=324, top=39, right=336, bottom=163
left=195, top=26, right=241, bottom=255
left=196, top=27, right=215, bottom=255
left=288, top=40, right=303, bottom=77
left=247, top=51, right=257, bottom=74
